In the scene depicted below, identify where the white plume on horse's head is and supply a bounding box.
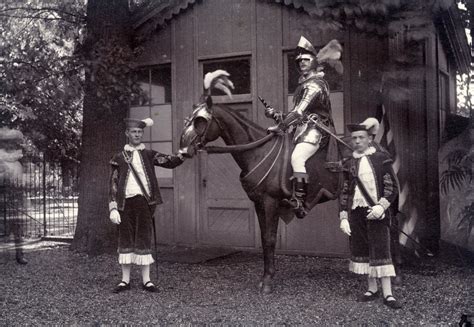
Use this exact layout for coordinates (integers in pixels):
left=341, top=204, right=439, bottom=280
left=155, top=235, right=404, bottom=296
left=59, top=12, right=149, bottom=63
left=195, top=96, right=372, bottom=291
left=203, top=70, right=234, bottom=98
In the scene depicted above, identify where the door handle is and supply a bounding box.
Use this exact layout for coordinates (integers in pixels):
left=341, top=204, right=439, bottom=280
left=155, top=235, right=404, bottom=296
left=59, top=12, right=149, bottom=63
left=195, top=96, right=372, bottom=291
left=202, top=178, right=207, bottom=187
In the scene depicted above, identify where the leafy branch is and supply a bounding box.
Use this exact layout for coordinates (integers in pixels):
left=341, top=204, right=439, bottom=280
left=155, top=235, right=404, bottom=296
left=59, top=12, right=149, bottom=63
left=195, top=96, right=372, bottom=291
left=440, top=149, right=473, bottom=195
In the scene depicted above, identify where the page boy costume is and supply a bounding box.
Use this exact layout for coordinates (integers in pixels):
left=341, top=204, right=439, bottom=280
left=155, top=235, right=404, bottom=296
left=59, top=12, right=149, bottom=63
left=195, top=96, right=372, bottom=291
left=109, top=118, right=184, bottom=266
left=339, top=120, right=399, bottom=278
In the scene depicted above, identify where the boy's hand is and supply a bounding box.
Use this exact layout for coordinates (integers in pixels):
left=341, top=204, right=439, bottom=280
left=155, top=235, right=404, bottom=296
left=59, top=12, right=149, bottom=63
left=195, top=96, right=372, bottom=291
left=367, top=205, right=385, bottom=220
left=109, top=209, right=121, bottom=224
left=340, top=219, right=351, bottom=236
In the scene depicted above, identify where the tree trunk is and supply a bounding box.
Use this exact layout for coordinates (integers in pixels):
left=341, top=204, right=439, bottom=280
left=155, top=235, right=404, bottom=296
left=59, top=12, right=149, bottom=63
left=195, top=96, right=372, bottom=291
left=71, top=0, right=131, bottom=254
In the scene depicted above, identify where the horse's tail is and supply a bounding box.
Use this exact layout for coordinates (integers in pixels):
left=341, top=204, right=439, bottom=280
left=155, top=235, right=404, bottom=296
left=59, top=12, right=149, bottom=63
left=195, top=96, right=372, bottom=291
left=203, top=70, right=234, bottom=98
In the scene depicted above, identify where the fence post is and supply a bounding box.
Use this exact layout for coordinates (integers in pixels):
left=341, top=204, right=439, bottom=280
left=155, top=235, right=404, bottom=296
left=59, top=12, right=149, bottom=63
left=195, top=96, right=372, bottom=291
left=43, top=156, right=47, bottom=237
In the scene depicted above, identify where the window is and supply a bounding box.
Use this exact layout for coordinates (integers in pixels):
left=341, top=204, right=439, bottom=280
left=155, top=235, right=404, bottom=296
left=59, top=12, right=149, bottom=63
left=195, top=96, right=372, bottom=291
left=202, top=57, right=251, bottom=103
left=285, top=50, right=345, bottom=134
left=129, top=65, right=173, bottom=181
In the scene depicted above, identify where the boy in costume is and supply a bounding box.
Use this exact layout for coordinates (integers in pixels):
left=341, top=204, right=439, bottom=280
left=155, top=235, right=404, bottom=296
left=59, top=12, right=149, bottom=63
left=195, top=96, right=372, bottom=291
left=339, top=118, right=402, bottom=309
left=109, top=118, right=186, bottom=293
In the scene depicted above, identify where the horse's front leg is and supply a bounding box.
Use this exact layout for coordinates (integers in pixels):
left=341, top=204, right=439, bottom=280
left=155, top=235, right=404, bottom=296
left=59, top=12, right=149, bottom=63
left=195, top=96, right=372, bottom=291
left=255, top=196, right=279, bottom=294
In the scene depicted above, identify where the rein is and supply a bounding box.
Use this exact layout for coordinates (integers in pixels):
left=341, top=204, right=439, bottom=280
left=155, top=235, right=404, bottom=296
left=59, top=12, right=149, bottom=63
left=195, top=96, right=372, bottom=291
left=203, top=133, right=274, bottom=154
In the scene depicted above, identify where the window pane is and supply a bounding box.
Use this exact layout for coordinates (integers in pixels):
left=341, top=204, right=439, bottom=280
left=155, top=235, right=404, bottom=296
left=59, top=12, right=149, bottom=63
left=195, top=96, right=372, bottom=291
left=132, top=69, right=150, bottom=105
left=151, top=104, right=172, bottom=141
left=129, top=106, right=151, bottom=142
left=151, top=65, right=172, bottom=104
left=151, top=142, right=173, bottom=179
left=287, top=51, right=343, bottom=93
left=203, top=58, right=251, bottom=95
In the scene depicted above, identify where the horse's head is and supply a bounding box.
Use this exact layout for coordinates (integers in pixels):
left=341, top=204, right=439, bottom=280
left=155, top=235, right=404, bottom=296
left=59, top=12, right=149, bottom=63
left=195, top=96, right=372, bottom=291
left=179, top=95, right=223, bottom=157
left=179, top=70, right=234, bottom=158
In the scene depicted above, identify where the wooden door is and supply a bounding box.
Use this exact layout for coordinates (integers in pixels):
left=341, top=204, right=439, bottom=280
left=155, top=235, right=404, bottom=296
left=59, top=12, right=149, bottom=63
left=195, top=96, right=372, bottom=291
left=198, top=103, right=255, bottom=247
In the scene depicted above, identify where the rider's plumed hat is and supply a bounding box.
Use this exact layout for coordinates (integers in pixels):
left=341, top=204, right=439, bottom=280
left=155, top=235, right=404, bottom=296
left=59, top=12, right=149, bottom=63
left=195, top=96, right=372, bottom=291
left=347, top=117, right=380, bottom=135
left=296, top=36, right=317, bottom=60
left=295, top=37, right=343, bottom=74
left=124, top=118, right=154, bottom=129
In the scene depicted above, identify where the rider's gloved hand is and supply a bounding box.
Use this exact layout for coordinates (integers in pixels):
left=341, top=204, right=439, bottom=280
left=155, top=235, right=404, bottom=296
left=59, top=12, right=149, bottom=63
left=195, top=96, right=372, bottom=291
left=110, top=209, right=121, bottom=224
left=264, top=107, right=276, bottom=118
left=367, top=205, right=385, bottom=220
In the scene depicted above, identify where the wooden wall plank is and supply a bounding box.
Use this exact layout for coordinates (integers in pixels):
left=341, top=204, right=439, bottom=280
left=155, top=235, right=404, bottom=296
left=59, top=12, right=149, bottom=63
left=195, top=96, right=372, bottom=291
left=256, top=0, right=283, bottom=128
left=154, top=187, right=174, bottom=243
left=196, top=0, right=252, bottom=57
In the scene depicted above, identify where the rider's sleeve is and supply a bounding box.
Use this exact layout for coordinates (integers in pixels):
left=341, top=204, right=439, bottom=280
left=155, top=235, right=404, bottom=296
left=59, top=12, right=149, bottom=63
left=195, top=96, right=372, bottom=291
left=108, top=154, right=120, bottom=211
left=292, top=83, right=321, bottom=116
left=152, top=151, right=184, bottom=169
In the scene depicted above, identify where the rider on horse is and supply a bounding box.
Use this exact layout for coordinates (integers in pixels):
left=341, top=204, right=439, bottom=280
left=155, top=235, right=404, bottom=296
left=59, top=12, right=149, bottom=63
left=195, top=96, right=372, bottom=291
left=266, top=36, right=342, bottom=219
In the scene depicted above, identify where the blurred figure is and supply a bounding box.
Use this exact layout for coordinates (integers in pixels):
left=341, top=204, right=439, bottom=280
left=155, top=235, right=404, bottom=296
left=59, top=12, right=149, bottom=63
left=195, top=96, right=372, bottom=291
left=0, top=127, right=27, bottom=264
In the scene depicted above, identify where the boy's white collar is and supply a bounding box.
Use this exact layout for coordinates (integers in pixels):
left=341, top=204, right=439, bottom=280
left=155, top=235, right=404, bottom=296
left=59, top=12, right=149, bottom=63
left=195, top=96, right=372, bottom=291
left=124, top=144, right=145, bottom=151
left=352, top=146, right=376, bottom=159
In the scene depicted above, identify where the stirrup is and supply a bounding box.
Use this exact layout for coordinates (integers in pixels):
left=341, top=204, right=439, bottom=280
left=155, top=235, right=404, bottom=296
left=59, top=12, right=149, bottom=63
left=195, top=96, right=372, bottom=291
left=284, top=197, right=307, bottom=219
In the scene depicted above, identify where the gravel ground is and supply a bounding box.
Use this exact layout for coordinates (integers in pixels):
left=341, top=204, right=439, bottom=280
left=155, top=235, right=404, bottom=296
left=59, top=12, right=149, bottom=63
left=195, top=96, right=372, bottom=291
left=1, top=244, right=472, bottom=326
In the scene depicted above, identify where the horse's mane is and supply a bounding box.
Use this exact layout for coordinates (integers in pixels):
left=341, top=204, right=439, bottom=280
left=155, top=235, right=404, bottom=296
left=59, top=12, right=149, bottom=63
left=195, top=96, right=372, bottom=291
left=214, top=104, right=267, bottom=138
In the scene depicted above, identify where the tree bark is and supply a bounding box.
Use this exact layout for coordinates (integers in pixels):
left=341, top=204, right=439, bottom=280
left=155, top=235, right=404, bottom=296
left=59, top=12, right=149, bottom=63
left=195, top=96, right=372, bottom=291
left=71, top=0, right=131, bottom=254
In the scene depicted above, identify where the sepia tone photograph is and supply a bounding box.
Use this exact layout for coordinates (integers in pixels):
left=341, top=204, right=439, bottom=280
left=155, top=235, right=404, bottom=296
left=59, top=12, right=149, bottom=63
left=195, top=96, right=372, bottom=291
left=1, top=0, right=472, bottom=325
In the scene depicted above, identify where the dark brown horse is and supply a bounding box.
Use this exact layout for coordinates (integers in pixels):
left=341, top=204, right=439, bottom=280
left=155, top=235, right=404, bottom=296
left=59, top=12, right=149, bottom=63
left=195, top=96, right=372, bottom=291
left=179, top=83, right=343, bottom=294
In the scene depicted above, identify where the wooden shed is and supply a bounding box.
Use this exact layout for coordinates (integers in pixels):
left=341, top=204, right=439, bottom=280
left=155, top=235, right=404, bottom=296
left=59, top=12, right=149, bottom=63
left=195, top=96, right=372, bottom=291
left=128, top=0, right=470, bottom=256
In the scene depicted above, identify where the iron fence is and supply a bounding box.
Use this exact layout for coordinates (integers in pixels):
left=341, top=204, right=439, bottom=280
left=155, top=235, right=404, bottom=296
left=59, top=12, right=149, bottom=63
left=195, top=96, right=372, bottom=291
left=0, top=157, right=79, bottom=239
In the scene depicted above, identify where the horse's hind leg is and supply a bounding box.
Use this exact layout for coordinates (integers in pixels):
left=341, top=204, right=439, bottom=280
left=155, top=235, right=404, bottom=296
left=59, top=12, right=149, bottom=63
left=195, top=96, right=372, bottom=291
left=255, top=196, right=280, bottom=294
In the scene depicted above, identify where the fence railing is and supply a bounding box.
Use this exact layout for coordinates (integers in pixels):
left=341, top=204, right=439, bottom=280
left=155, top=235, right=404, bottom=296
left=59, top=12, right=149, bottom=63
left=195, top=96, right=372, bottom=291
left=0, top=158, right=79, bottom=239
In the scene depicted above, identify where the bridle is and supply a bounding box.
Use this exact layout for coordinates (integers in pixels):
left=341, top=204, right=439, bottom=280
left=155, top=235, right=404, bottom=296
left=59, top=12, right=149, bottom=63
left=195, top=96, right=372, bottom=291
left=183, top=102, right=224, bottom=150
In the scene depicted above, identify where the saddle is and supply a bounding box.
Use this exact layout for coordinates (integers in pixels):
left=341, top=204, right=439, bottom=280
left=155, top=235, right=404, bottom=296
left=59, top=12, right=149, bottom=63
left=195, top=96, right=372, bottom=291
left=240, top=132, right=343, bottom=222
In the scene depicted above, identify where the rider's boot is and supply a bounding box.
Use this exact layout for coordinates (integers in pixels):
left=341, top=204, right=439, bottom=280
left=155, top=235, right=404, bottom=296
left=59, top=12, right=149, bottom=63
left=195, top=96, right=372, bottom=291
left=291, top=172, right=308, bottom=219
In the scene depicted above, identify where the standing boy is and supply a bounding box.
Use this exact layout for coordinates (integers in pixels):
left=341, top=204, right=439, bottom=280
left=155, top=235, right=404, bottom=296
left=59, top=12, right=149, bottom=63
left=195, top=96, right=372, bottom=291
left=339, top=118, right=402, bottom=309
left=109, top=118, right=185, bottom=293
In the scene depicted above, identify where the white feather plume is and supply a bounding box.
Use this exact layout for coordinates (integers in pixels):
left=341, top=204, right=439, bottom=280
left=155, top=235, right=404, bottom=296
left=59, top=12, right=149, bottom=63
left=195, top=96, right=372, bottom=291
left=316, top=39, right=343, bottom=74
left=203, top=69, right=234, bottom=98
left=361, top=117, right=379, bottom=135
left=316, top=39, right=342, bottom=62
left=142, top=118, right=154, bottom=127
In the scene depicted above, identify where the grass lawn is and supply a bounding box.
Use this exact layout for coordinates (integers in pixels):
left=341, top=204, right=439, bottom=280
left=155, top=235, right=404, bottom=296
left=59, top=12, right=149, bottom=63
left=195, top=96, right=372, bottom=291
left=1, top=243, right=472, bottom=325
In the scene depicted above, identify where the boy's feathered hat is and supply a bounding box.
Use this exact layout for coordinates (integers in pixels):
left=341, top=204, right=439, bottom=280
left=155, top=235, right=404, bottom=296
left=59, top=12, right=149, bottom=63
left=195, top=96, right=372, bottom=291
left=124, top=118, right=154, bottom=129
left=347, top=117, right=380, bottom=135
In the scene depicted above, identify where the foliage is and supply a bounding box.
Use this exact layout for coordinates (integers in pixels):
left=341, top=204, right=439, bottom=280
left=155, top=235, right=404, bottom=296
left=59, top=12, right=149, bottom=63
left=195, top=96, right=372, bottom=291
left=440, top=149, right=473, bottom=194
left=80, top=37, right=145, bottom=117
left=0, top=0, right=85, bottom=163
left=457, top=202, right=474, bottom=241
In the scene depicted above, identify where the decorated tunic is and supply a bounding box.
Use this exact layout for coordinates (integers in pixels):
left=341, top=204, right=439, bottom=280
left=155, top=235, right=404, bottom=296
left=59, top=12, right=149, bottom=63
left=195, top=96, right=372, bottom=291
left=339, top=146, right=399, bottom=278
left=109, top=146, right=183, bottom=211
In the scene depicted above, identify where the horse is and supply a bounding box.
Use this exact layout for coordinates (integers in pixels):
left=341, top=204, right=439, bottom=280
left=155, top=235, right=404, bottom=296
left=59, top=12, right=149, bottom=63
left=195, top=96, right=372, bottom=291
left=179, top=72, right=344, bottom=293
